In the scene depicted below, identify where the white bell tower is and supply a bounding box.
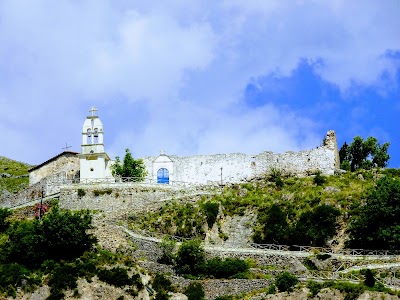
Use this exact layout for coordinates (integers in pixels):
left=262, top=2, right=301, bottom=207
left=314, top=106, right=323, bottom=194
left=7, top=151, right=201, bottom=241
left=79, top=107, right=112, bottom=180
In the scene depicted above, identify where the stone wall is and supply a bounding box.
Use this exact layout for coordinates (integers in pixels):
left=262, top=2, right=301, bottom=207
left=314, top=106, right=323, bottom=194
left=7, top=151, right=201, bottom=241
left=29, top=152, right=79, bottom=185
left=58, top=183, right=200, bottom=212
left=143, top=130, right=339, bottom=184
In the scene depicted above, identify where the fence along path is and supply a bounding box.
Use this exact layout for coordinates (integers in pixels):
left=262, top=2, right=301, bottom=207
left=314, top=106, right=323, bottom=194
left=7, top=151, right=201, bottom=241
left=123, top=227, right=400, bottom=289
left=127, top=227, right=400, bottom=259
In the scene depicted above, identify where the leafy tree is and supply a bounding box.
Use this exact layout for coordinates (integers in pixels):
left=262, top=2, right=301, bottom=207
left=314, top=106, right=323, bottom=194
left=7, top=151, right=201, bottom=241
left=347, top=176, right=400, bottom=250
left=291, top=205, right=340, bottom=247
left=254, top=204, right=290, bottom=245
left=275, top=271, right=298, bottom=292
left=7, top=205, right=96, bottom=267
left=339, top=136, right=390, bottom=171
left=111, top=148, right=148, bottom=180
left=175, top=239, right=205, bottom=274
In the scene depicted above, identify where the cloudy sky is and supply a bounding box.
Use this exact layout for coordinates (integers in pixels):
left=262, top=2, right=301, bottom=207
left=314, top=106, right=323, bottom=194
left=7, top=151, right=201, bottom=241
left=1, top=1, right=399, bottom=167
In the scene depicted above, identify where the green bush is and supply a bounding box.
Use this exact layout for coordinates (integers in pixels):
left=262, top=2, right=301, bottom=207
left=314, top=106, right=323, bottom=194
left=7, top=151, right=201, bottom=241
left=291, top=205, right=340, bottom=247
left=97, top=267, right=132, bottom=287
left=184, top=282, right=205, bottom=300
left=275, top=271, right=298, bottom=292
left=47, top=262, right=80, bottom=299
left=7, top=206, right=97, bottom=267
left=77, top=188, right=85, bottom=197
left=175, top=239, right=205, bottom=274
left=254, top=204, right=290, bottom=245
left=195, top=257, right=249, bottom=278
left=313, top=171, right=326, bottom=186
left=202, top=202, right=219, bottom=228
left=348, top=176, right=400, bottom=250
left=363, top=269, right=375, bottom=288
left=158, top=237, right=176, bottom=265
left=0, top=263, right=33, bottom=298
left=152, top=272, right=174, bottom=294
left=307, top=281, right=322, bottom=297
left=0, top=208, right=12, bottom=232
left=214, top=296, right=234, bottom=300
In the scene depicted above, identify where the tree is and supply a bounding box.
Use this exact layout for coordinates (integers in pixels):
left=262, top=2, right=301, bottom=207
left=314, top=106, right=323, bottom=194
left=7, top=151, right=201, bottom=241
left=339, top=136, right=390, bottom=171
left=7, top=205, right=96, bottom=267
left=175, top=239, right=205, bottom=274
left=347, top=176, right=400, bottom=250
left=275, top=271, right=298, bottom=292
left=111, top=148, right=148, bottom=181
left=291, top=205, right=340, bottom=247
left=255, top=204, right=290, bottom=245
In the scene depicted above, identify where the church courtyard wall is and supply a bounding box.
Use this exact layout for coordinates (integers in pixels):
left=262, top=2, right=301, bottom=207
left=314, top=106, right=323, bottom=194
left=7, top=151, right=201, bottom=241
left=143, top=130, right=339, bottom=184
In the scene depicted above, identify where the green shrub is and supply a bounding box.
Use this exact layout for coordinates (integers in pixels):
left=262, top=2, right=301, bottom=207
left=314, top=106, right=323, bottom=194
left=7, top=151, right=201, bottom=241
left=275, top=271, right=298, bottom=292
left=184, top=282, right=205, bottom=300
left=254, top=204, right=290, bottom=245
left=77, top=188, right=85, bottom=197
left=195, top=257, right=249, bottom=278
left=152, top=272, right=174, bottom=293
left=214, top=296, right=234, bottom=300
left=307, top=281, right=322, bottom=297
left=313, top=171, right=326, bottom=186
left=0, top=263, right=32, bottom=297
left=267, top=284, right=276, bottom=294
left=363, top=269, right=375, bottom=288
left=175, top=239, right=205, bottom=274
left=97, top=267, right=132, bottom=287
left=0, top=208, right=12, bottom=232
left=347, top=176, right=400, bottom=250
left=93, top=189, right=112, bottom=196
left=269, top=169, right=284, bottom=189
left=158, top=237, right=176, bottom=265
left=291, top=204, right=340, bottom=247
left=7, top=206, right=96, bottom=268
left=202, top=202, right=219, bottom=228
left=47, top=262, right=80, bottom=299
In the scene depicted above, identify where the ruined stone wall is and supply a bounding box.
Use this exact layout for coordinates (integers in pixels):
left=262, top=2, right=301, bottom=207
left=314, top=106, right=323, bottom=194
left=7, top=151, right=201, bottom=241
left=29, top=153, right=79, bottom=185
left=143, top=130, right=339, bottom=184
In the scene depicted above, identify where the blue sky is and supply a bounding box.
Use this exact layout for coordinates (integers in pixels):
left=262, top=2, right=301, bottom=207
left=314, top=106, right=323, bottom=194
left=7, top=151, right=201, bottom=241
left=0, top=1, right=400, bottom=167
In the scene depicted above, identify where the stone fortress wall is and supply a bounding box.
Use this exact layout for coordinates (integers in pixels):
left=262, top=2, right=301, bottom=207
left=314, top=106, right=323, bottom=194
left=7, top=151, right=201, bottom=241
left=143, top=130, right=340, bottom=184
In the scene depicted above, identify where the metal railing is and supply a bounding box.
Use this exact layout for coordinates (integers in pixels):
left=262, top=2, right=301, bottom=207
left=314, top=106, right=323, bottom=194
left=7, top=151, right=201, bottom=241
left=128, top=228, right=400, bottom=258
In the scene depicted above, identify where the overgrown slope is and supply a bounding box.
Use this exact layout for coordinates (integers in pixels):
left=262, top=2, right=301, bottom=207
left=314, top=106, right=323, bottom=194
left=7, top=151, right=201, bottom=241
left=131, top=168, right=400, bottom=250
left=0, top=156, right=30, bottom=194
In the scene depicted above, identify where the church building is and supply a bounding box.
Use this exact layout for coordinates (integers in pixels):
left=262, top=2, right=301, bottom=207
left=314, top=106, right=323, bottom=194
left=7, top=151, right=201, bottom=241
left=28, top=107, right=340, bottom=187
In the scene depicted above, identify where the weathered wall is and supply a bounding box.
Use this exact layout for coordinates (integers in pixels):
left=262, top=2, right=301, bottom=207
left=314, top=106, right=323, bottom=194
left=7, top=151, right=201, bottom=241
left=143, top=130, right=339, bottom=184
left=58, top=183, right=197, bottom=212
left=29, top=153, right=79, bottom=185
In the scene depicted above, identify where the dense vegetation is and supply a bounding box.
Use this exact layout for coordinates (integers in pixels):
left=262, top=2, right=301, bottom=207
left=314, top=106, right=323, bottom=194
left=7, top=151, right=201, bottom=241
left=0, top=204, right=142, bottom=299
left=132, top=168, right=400, bottom=250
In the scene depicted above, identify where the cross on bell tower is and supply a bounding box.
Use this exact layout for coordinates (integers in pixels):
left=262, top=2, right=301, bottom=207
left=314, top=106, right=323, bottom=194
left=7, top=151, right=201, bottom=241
left=89, top=106, right=98, bottom=117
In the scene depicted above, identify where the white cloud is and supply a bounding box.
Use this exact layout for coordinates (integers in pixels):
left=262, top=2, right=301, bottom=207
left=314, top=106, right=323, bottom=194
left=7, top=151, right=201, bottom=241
left=0, top=0, right=399, bottom=164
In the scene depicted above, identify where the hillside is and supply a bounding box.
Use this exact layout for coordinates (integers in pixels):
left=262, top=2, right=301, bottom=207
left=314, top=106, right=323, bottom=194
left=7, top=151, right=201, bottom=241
left=0, top=156, right=30, bottom=195
left=1, top=168, right=400, bottom=299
